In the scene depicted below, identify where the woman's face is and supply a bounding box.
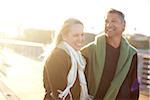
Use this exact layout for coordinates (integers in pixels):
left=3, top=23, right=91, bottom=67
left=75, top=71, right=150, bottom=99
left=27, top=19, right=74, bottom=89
left=63, top=24, right=84, bottom=50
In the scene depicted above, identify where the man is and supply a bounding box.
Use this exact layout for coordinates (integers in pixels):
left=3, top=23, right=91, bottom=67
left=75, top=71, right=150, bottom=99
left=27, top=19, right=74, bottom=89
left=81, top=8, right=139, bottom=100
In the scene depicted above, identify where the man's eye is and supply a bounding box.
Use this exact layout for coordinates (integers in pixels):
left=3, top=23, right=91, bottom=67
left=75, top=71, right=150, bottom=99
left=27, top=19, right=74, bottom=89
left=112, top=20, right=116, bottom=22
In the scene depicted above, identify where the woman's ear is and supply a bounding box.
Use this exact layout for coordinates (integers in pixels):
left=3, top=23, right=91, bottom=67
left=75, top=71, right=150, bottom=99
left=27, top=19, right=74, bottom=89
left=62, top=33, right=67, bottom=41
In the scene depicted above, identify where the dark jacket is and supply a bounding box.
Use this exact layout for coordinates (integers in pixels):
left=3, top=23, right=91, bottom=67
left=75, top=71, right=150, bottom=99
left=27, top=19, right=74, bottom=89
left=81, top=35, right=139, bottom=100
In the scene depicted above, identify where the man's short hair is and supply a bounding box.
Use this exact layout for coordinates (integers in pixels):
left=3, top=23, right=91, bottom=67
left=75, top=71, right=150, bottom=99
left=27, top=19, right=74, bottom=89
left=107, top=8, right=125, bottom=22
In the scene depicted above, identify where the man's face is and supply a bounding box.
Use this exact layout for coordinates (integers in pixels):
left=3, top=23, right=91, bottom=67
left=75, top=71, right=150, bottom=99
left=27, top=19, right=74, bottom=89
left=105, top=13, right=125, bottom=37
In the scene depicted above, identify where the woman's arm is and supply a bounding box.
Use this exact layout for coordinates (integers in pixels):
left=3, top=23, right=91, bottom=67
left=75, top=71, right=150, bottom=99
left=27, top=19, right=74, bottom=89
left=43, top=48, right=71, bottom=99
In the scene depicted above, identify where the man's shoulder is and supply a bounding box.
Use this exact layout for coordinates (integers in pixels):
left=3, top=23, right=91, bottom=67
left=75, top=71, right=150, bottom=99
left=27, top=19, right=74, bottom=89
left=81, top=34, right=105, bottom=50
left=122, top=36, right=137, bottom=54
left=129, top=44, right=137, bottom=55
left=129, top=44, right=137, bottom=51
left=81, top=41, right=96, bottom=55
left=96, top=33, right=105, bottom=40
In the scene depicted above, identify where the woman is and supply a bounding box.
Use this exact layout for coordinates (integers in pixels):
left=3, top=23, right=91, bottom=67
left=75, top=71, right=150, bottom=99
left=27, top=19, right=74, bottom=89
left=43, top=18, right=90, bottom=100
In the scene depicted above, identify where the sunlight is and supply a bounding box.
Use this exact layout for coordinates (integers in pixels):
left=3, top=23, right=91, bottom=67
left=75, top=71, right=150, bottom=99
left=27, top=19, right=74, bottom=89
left=0, top=0, right=149, bottom=37
left=0, top=1, right=149, bottom=100
left=0, top=24, right=20, bottom=37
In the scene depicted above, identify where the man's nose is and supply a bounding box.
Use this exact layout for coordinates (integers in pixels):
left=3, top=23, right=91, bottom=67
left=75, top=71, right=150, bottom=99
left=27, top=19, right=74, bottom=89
left=106, top=22, right=112, bottom=27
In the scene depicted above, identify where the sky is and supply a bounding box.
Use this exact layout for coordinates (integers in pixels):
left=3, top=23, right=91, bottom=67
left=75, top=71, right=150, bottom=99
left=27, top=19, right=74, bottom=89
left=0, top=0, right=150, bottom=36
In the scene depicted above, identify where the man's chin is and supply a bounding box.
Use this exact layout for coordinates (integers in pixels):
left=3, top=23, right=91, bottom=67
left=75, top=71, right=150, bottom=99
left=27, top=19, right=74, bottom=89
left=106, top=32, right=114, bottom=37
left=74, top=47, right=81, bottom=51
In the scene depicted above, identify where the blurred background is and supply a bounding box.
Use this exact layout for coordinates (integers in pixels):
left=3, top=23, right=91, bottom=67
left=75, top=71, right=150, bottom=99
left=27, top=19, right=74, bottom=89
left=0, top=0, right=149, bottom=100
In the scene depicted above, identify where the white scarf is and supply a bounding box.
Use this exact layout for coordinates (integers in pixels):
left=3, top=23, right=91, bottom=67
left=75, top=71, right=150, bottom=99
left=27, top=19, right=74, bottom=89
left=57, top=41, right=90, bottom=100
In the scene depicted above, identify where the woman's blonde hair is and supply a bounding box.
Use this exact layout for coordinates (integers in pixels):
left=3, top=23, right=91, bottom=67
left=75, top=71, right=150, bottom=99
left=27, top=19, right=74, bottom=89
left=55, top=18, right=83, bottom=45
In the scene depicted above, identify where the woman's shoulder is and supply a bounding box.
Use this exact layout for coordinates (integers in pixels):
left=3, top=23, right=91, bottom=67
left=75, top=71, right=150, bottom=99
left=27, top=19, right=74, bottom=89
left=47, top=47, right=70, bottom=61
left=52, top=47, right=69, bottom=56
left=45, top=47, right=71, bottom=73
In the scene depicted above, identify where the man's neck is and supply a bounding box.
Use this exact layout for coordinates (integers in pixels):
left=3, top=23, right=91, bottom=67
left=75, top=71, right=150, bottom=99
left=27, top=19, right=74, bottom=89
left=106, top=35, right=121, bottom=48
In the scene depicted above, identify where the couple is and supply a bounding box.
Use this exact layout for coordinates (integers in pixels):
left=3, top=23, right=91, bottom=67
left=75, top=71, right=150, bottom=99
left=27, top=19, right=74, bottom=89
left=43, top=8, right=139, bottom=100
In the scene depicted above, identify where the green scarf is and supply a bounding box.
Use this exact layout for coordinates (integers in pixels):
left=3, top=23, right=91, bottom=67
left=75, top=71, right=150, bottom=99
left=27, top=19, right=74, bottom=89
left=85, top=34, right=136, bottom=100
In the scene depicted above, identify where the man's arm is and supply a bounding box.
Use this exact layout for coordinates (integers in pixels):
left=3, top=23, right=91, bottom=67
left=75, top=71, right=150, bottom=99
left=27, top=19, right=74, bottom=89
left=130, top=54, right=139, bottom=99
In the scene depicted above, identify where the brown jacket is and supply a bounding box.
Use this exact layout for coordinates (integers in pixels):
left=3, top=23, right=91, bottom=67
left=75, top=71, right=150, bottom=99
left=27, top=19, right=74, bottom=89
left=43, top=47, right=80, bottom=100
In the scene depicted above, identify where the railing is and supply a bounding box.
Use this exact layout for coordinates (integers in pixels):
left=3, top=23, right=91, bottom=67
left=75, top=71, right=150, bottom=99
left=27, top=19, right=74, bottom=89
left=138, top=49, right=150, bottom=96
left=0, top=39, right=45, bottom=99
left=141, top=56, right=150, bottom=87
left=0, top=39, right=45, bottom=59
left=0, top=80, right=20, bottom=100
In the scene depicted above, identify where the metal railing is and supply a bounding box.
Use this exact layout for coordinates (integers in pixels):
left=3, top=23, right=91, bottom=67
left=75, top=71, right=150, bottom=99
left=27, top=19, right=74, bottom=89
left=138, top=49, right=150, bottom=96
left=0, top=39, right=45, bottom=59
left=0, top=39, right=46, bottom=99
left=0, top=80, right=20, bottom=100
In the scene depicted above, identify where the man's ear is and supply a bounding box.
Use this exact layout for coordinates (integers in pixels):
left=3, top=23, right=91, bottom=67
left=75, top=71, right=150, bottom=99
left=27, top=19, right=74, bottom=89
left=123, top=20, right=126, bottom=32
